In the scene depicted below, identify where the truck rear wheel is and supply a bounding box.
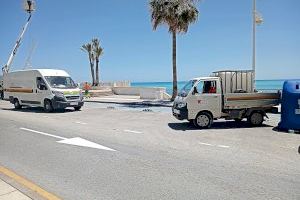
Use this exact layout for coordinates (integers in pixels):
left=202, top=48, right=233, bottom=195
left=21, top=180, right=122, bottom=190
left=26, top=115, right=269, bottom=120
left=194, top=112, right=213, bottom=129
left=14, top=98, right=22, bottom=109
left=247, top=111, right=264, bottom=126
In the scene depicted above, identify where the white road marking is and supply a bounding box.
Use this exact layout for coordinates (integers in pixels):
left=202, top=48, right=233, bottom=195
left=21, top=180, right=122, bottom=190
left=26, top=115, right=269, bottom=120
left=124, top=129, right=143, bottom=134
left=75, top=121, right=87, bottom=125
left=58, top=137, right=116, bottom=151
left=217, top=145, right=230, bottom=148
left=20, top=127, right=67, bottom=140
left=199, top=142, right=213, bottom=146
left=20, top=127, right=116, bottom=151
left=199, top=142, right=230, bottom=148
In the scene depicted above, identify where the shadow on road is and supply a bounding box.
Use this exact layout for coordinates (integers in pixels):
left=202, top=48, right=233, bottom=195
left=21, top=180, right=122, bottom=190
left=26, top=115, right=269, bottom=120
left=168, top=121, right=272, bottom=131
left=0, top=107, right=75, bottom=114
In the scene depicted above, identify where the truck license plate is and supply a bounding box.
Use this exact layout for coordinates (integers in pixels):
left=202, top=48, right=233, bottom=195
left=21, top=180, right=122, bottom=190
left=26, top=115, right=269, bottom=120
left=70, top=102, right=78, bottom=106
left=174, top=109, right=180, bottom=114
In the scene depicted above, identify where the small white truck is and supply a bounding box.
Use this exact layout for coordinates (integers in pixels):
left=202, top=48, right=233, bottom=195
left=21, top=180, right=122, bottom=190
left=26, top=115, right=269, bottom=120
left=172, top=70, right=280, bottom=128
left=3, top=69, right=84, bottom=112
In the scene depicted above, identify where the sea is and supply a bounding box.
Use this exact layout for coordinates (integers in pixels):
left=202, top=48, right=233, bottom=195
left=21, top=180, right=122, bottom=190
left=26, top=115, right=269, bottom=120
left=132, top=80, right=286, bottom=95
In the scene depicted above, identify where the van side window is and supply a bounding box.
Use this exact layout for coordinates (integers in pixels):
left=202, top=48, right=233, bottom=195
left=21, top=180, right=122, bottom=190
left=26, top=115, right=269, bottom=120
left=37, top=77, right=47, bottom=90
left=203, top=81, right=217, bottom=94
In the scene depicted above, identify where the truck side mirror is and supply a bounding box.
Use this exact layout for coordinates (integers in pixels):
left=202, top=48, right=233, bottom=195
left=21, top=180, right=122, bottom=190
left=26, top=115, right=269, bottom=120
left=192, top=87, right=197, bottom=95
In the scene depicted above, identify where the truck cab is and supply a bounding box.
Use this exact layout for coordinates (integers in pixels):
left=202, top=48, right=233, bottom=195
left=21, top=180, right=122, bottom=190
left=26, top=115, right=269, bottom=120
left=173, top=77, right=222, bottom=128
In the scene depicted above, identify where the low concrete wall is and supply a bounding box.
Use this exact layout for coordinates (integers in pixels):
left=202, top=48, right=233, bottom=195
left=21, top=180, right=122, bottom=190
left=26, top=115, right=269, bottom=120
left=113, top=87, right=140, bottom=96
left=112, top=87, right=169, bottom=100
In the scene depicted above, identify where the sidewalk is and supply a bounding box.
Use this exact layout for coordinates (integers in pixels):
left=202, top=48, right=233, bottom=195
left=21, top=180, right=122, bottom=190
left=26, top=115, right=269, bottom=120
left=85, top=95, right=173, bottom=107
left=0, top=179, right=31, bottom=200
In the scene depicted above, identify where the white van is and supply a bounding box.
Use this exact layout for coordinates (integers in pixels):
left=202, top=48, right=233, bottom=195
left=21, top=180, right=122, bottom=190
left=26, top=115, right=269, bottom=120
left=3, top=69, right=84, bottom=112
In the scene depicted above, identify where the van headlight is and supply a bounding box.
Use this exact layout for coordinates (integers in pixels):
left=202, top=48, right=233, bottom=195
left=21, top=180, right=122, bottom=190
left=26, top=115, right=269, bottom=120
left=79, top=91, right=83, bottom=101
left=52, top=91, right=65, bottom=98
left=177, top=102, right=186, bottom=108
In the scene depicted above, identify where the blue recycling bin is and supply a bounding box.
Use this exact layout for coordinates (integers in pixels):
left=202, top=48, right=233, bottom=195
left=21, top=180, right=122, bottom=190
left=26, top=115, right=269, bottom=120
left=278, top=80, right=300, bottom=131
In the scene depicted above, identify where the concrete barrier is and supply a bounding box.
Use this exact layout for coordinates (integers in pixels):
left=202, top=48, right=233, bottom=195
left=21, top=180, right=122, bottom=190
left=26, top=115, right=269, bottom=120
left=112, top=87, right=170, bottom=100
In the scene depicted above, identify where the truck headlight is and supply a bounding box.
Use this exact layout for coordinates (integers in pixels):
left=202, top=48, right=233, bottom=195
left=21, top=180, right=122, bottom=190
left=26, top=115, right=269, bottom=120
left=177, top=102, right=186, bottom=108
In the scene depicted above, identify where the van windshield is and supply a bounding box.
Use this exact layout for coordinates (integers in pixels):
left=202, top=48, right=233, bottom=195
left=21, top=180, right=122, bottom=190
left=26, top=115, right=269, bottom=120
left=179, top=80, right=197, bottom=97
left=45, top=76, right=77, bottom=89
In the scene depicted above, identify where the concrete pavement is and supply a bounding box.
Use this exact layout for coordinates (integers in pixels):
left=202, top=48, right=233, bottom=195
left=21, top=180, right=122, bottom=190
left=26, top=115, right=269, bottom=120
left=0, top=179, right=31, bottom=200
left=0, top=100, right=299, bottom=200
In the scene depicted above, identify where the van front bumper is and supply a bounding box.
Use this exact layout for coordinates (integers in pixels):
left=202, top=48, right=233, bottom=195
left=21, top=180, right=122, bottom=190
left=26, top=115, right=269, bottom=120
left=51, top=100, right=84, bottom=109
left=172, top=105, right=188, bottom=120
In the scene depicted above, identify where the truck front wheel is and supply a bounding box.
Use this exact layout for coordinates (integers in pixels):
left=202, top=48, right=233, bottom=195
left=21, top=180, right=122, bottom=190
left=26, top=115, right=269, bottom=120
left=247, top=111, right=264, bottom=126
left=194, top=112, right=213, bottom=129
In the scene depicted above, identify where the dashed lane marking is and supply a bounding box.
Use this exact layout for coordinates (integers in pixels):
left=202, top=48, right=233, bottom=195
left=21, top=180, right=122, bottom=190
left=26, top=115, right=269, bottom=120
left=75, top=121, right=87, bottom=125
left=199, top=142, right=230, bottom=149
left=124, top=130, right=143, bottom=134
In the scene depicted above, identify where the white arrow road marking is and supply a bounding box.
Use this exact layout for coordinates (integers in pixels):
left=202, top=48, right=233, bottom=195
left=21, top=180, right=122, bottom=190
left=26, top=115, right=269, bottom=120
left=20, top=128, right=116, bottom=151
left=124, top=130, right=143, bottom=134
left=57, top=137, right=115, bottom=151
left=20, top=128, right=66, bottom=140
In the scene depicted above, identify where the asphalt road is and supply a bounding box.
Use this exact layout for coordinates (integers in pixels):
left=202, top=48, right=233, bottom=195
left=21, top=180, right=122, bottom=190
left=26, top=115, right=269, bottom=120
left=0, top=100, right=299, bottom=200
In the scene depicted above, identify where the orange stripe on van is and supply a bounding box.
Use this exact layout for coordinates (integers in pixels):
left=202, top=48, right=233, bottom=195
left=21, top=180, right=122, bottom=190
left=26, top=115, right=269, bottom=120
left=4, top=88, right=33, bottom=93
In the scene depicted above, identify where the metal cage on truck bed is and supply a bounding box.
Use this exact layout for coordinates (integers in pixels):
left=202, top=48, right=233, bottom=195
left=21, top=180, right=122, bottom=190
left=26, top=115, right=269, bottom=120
left=211, top=70, right=254, bottom=93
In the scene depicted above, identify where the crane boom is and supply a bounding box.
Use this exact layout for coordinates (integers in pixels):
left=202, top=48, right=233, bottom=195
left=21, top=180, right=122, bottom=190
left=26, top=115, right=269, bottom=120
left=2, top=14, right=32, bottom=74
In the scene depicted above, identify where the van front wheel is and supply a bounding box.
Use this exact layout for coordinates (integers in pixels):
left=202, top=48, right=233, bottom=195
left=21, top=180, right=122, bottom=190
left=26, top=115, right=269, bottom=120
left=14, top=99, right=22, bottom=109
left=44, top=100, right=53, bottom=113
left=74, top=106, right=81, bottom=111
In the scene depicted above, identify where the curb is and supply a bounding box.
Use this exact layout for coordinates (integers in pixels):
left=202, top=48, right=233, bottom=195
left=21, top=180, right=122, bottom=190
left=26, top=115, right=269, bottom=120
left=84, top=100, right=173, bottom=107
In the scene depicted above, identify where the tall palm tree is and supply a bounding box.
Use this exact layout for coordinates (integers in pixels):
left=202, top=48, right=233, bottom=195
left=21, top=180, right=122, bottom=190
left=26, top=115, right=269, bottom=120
left=150, top=0, right=199, bottom=100
left=81, top=43, right=95, bottom=86
left=92, top=38, right=104, bottom=86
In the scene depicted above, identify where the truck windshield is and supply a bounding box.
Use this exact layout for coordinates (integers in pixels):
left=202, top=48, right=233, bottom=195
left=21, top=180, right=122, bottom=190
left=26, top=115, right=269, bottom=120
left=45, top=76, right=77, bottom=89
left=179, top=80, right=197, bottom=97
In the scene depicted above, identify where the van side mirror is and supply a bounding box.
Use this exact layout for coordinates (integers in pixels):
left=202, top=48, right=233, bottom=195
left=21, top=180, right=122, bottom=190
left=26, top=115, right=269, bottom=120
left=39, top=83, right=47, bottom=90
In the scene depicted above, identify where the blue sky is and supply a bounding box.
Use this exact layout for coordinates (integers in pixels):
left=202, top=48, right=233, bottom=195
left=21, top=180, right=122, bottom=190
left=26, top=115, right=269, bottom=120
left=0, top=0, right=299, bottom=82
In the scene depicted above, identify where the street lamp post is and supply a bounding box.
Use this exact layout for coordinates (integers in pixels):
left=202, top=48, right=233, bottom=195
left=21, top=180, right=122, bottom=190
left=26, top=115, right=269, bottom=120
left=252, top=0, right=256, bottom=90
left=252, top=0, right=263, bottom=91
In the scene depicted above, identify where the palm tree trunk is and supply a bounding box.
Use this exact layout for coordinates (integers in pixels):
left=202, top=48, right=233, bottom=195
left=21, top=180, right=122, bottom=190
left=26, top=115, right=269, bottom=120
left=171, top=31, right=178, bottom=101
left=95, top=59, right=99, bottom=86
left=89, top=58, right=95, bottom=86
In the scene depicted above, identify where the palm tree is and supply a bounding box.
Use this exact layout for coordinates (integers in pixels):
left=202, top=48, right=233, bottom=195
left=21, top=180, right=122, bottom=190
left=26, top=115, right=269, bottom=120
left=81, top=43, right=95, bottom=86
left=150, top=0, right=199, bottom=100
left=92, top=38, right=104, bottom=86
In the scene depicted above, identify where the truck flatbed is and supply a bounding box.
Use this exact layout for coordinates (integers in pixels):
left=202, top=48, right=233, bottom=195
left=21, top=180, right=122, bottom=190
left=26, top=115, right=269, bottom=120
left=224, top=92, right=280, bottom=109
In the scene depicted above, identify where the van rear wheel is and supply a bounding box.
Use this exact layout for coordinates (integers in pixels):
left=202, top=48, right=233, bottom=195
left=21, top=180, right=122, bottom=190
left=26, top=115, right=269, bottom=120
left=14, top=99, right=22, bottom=109
left=44, top=100, right=53, bottom=113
